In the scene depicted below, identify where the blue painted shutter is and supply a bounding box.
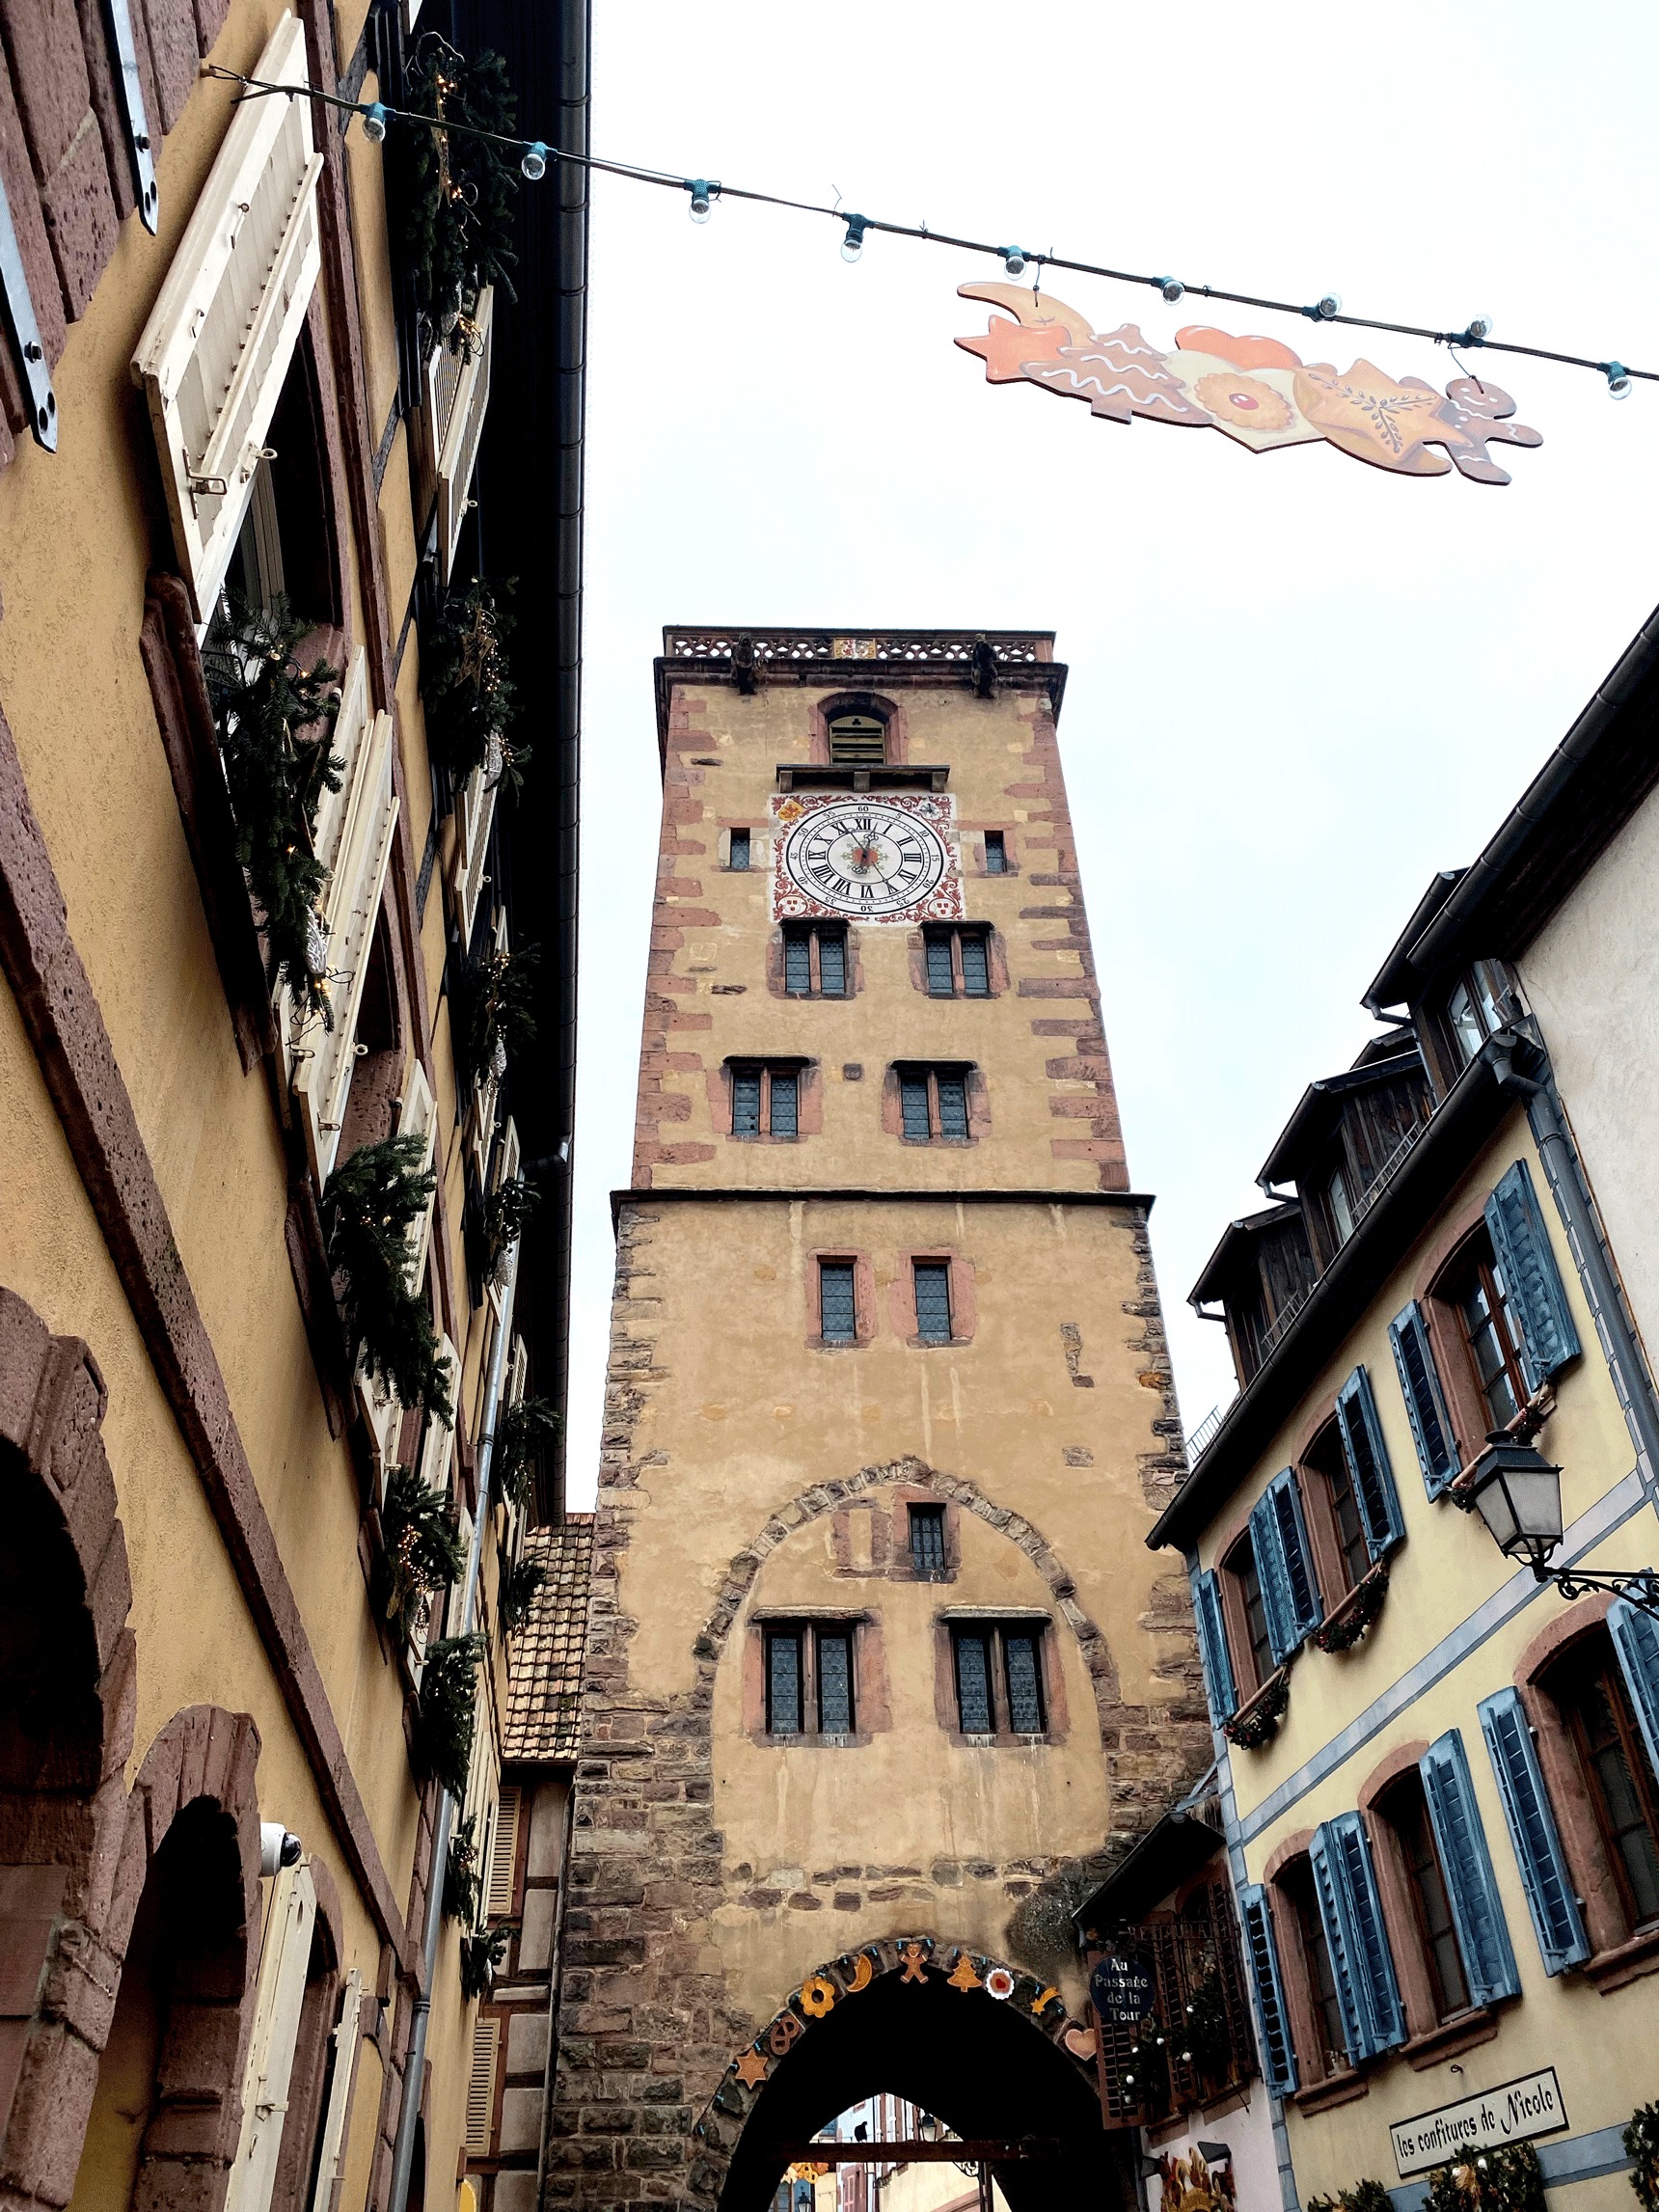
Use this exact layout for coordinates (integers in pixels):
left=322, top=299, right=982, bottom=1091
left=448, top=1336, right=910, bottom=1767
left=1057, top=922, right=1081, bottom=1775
left=1389, top=1301, right=1459, bottom=1497
left=1610, top=1598, right=1659, bottom=1782
left=1419, top=1731, right=1520, bottom=2004
left=1478, top=1688, right=1589, bottom=1975
left=1266, top=1469, right=1323, bottom=1643
left=1311, top=1816, right=1405, bottom=2062
left=1249, top=1490, right=1295, bottom=1666
left=1335, top=1368, right=1404, bottom=1557
left=1192, top=1570, right=1237, bottom=1725
left=1238, top=1885, right=1298, bottom=2095
left=1483, top=1161, right=1580, bottom=1388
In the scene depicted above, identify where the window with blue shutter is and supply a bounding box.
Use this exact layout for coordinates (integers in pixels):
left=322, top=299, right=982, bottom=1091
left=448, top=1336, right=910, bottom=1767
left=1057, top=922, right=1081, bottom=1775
left=1478, top=1687, right=1589, bottom=1974
left=1610, top=1598, right=1659, bottom=1783
left=1311, top=1815, right=1405, bottom=2062
left=1419, top=1731, right=1520, bottom=2005
left=1193, top=1570, right=1237, bottom=1725
left=1483, top=1161, right=1580, bottom=1389
left=1238, top=1886, right=1298, bottom=2095
left=1266, top=1470, right=1323, bottom=1645
left=1335, top=1368, right=1405, bottom=1557
left=1390, top=1302, right=1459, bottom=1496
left=1249, top=1491, right=1296, bottom=1668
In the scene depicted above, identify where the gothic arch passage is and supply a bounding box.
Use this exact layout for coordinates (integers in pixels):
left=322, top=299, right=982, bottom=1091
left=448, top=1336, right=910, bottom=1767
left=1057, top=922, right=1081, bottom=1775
left=705, top=1941, right=1123, bottom=2212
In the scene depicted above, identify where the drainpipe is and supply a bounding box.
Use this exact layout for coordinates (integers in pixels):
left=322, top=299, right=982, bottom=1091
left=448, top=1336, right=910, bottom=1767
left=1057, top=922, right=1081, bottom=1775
left=1491, top=1035, right=1659, bottom=1488
left=388, top=1212, right=523, bottom=2212
left=531, top=1780, right=577, bottom=2208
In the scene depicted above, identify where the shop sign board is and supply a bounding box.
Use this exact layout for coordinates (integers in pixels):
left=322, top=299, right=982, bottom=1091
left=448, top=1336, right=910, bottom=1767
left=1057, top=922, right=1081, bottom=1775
left=1391, top=2070, right=1569, bottom=2176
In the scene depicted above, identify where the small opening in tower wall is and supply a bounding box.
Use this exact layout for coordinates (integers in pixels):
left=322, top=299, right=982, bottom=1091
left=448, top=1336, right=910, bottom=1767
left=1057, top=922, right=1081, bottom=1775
left=829, top=711, right=887, bottom=765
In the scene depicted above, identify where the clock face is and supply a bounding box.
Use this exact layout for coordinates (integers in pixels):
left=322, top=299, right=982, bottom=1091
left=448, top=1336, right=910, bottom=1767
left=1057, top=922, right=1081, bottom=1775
left=775, top=797, right=957, bottom=921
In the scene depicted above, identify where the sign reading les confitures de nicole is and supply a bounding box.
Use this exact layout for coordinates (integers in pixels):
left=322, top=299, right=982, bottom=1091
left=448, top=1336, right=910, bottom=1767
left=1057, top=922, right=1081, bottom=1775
left=1391, top=2070, right=1569, bottom=2177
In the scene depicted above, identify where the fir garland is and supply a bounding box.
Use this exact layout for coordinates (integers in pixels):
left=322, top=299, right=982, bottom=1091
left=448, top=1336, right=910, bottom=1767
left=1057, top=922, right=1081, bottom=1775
left=495, top=1395, right=562, bottom=1511
left=325, top=1136, right=454, bottom=1423
left=418, top=1632, right=485, bottom=1797
left=378, top=1463, right=465, bottom=1641
left=499, top=1548, right=545, bottom=1637
left=201, top=597, right=342, bottom=1014
left=394, top=35, right=519, bottom=347
left=483, top=1176, right=539, bottom=1286
left=421, top=580, right=517, bottom=782
left=1308, top=2184, right=1394, bottom=2212
left=1423, top=2143, right=1545, bottom=2212
left=460, top=1920, right=515, bottom=2001
left=1223, top=1670, right=1291, bottom=1750
left=1626, top=2104, right=1659, bottom=2212
left=455, top=941, right=539, bottom=1086
left=444, top=1811, right=480, bottom=1924
left=1314, top=1566, right=1389, bottom=1653
left=1118, top=2015, right=1170, bottom=2115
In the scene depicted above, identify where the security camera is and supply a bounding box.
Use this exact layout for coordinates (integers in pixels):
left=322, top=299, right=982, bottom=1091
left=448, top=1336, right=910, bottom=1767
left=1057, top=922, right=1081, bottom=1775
left=260, top=1822, right=303, bottom=1876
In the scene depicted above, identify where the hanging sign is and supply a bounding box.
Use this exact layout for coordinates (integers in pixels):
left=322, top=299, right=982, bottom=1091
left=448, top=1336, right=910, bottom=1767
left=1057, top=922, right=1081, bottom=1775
left=1390, top=2069, right=1569, bottom=2175
left=1088, top=1951, right=1155, bottom=2025
left=956, top=283, right=1541, bottom=484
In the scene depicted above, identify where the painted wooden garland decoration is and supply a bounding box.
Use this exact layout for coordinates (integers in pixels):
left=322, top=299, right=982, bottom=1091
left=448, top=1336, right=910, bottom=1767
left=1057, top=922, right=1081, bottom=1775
left=955, top=283, right=1542, bottom=484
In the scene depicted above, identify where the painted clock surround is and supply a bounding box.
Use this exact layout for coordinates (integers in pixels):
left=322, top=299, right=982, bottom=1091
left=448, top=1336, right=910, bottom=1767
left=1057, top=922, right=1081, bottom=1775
left=771, top=791, right=964, bottom=925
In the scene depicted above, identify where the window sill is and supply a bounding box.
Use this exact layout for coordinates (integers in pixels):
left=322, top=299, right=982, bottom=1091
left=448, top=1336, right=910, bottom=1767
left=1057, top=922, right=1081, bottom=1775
left=1402, top=2007, right=1499, bottom=2069
left=1223, top=1664, right=1292, bottom=1751
left=1583, top=1923, right=1659, bottom=1992
left=1292, top=2069, right=1368, bottom=2115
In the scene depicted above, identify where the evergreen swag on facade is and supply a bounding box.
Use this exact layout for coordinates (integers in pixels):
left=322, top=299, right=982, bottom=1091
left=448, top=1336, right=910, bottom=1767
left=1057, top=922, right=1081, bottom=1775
left=1308, top=2183, right=1393, bottom=2212
left=459, top=1920, right=514, bottom=2001
left=324, top=1136, right=453, bottom=1423
left=202, top=597, right=341, bottom=1014
left=498, top=1547, right=545, bottom=1637
left=1626, top=2103, right=1659, bottom=2212
left=378, top=1464, right=465, bottom=1641
left=420, top=580, right=518, bottom=783
left=444, top=1811, right=479, bottom=1924
left=1423, top=2144, right=1545, bottom=2212
left=494, top=1395, right=560, bottom=1511
left=483, top=1175, right=538, bottom=1286
left=456, top=940, right=538, bottom=1086
left=417, top=1632, right=484, bottom=1798
left=394, top=35, right=519, bottom=347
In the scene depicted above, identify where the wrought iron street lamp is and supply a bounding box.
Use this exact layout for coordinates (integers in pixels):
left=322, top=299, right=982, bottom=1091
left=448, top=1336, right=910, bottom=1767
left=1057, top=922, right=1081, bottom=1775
left=1460, top=1433, right=1659, bottom=1617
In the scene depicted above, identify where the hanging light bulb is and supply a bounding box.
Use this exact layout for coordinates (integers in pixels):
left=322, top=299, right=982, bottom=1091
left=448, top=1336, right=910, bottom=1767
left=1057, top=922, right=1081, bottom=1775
left=1306, top=290, right=1343, bottom=320
left=686, top=178, right=716, bottom=224
left=1605, top=360, right=1634, bottom=400
left=1462, top=313, right=1494, bottom=343
left=1154, top=275, right=1183, bottom=303
left=999, top=245, right=1028, bottom=279
left=360, top=100, right=388, bottom=143
left=841, top=213, right=870, bottom=263
left=520, top=141, right=549, bottom=182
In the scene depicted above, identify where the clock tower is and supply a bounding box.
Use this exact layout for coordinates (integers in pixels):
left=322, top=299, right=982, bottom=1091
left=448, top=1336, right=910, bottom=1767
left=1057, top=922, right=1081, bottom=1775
left=553, top=630, right=1209, bottom=2210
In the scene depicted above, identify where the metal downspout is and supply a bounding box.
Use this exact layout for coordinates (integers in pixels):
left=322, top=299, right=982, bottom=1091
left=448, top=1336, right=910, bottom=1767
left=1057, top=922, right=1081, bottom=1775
left=388, top=1218, right=524, bottom=2212
left=531, top=1781, right=577, bottom=2207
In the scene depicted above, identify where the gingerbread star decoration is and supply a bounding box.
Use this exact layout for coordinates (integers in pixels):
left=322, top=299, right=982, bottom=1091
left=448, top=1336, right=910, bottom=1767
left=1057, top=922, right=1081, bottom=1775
left=735, top=2048, right=770, bottom=2089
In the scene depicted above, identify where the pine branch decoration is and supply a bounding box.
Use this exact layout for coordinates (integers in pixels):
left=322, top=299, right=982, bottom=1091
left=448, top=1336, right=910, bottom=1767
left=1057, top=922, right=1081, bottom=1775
left=325, top=1136, right=453, bottom=1422
left=455, top=941, right=539, bottom=1085
left=1423, top=2144, right=1545, bottom=2212
left=495, top=1395, right=561, bottom=1511
left=418, top=1632, right=485, bottom=1798
left=460, top=1920, right=515, bottom=2000
left=394, top=35, right=519, bottom=349
left=444, top=1811, right=480, bottom=1925
left=483, top=1176, right=538, bottom=1286
left=498, top=1548, right=545, bottom=1637
left=421, top=580, right=517, bottom=782
left=379, top=1463, right=466, bottom=1640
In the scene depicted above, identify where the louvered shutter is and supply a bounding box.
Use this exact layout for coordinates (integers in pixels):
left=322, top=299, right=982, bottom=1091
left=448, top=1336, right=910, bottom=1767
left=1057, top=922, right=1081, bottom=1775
left=227, top=1862, right=318, bottom=2212
left=463, top=2016, right=499, bottom=2153
left=1390, top=1301, right=1459, bottom=1496
left=398, top=1061, right=439, bottom=1284
left=278, top=651, right=369, bottom=1069
left=1419, top=1731, right=1520, bottom=2004
left=130, top=14, right=323, bottom=620
left=1193, top=1570, right=1237, bottom=1725
left=418, top=1336, right=461, bottom=1493
left=295, top=707, right=399, bottom=1186
left=1610, top=1598, right=1659, bottom=1781
left=1248, top=1491, right=1295, bottom=1667
left=488, top=1118, right=522, bottom=1321
left=432, top=288, right=495, bottom=582
left=1310, top=1816, right=1404, bottom=2062
left=1478, top=1687, right=1589, bottom=1975
left=1266, top=1470, right=1323, bottom=1644
left=485, top=1786, right=521, bottom=1918
left=1237, top=1886, right=1296, bottom=2095
left=470, top=911, right=510, bottom=1183
left=1483, top=1161, right=1580, bottom=1389
left=1335, top=1368, right=1405, bottom=1557
left=451, top=761, right=498, bottom=950
left=306, top=1968, right=363, bottom=2212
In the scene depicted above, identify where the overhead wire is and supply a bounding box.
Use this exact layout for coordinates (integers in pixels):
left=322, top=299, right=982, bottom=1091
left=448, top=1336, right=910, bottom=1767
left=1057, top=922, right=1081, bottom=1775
left=203, top=63, right=1654, bottom=392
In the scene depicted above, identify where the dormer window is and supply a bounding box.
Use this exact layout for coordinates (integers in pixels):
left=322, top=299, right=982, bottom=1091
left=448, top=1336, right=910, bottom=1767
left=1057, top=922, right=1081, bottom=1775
left=1445, top=960, right=1515, bottom=1068
left=829, top=712, right=887, bottom=765
left=1327, top=1166, right=1354, bottom=1247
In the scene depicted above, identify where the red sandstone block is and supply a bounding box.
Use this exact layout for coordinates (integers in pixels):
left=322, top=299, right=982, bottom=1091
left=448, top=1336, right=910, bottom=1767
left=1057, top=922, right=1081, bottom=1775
left=137, top=0, right=198, bottom=132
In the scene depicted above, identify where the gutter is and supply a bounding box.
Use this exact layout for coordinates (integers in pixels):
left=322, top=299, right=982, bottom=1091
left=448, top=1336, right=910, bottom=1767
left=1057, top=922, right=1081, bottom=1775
left=387, top=1221, right=523, bottom=2212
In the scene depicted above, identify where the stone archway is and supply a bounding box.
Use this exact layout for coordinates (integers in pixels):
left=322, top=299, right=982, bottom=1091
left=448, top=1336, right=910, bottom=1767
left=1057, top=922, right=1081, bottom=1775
left=695, top=1934, right=1116, bottom=2212
left=0, top=1288, right=136, bottom=2212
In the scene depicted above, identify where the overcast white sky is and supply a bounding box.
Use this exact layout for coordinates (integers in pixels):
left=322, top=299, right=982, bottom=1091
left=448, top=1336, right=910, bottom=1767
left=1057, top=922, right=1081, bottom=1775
left=561, top=0, right=1659, bottom=1508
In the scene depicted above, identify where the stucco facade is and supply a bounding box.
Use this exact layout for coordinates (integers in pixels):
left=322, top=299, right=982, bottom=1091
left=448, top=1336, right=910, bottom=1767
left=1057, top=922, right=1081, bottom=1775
left=550, top=632, right=1210, bottom=2211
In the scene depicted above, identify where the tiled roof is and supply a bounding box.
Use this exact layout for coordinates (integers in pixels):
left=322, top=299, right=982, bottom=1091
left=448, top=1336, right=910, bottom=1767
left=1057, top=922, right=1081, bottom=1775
left=503, top=1514, right=593, bottom=1762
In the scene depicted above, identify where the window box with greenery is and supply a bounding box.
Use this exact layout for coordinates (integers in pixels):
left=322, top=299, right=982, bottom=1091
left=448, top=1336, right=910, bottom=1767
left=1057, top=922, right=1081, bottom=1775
left=420, top=578, right=521, bottom=785
left=459, top=1920, right=514, bottom=2001
left=482, top=1175, right=537, bottom=1289
left=376, top=1462, right=465, bottom=1644
left=444, top=1811, right=481, bottom=1924
left=393, top=35, right=520, bottom=351
left=325, top=1135, right=454, bottom=1423
left=455, top=940, right=538, bottom=1090
left=416, top=1632, right=485, bottom=1797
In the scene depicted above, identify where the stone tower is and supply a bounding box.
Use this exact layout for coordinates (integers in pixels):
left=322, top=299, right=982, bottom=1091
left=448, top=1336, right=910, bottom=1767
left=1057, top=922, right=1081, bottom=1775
left=552, top=629, right=1209, bottom=2211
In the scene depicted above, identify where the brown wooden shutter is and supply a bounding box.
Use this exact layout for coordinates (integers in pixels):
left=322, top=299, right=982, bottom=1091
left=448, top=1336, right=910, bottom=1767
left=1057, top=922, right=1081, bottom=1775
left=485, top=1786, right=521, bottom=1918
left=463, top=2017, right=499, bottom=2153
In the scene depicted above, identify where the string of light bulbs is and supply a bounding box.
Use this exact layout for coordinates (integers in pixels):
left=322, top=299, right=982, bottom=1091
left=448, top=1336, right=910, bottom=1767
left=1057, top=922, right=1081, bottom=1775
left=205, top=62, right=1654, bottom=397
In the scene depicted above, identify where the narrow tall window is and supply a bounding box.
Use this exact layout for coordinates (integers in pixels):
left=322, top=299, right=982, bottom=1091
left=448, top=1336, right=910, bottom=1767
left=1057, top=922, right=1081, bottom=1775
left=921, top=926, right=993, bottom=998
left=1004, top=1633, right=1046, bottom=1733
left=1557, top=1645, right=1659, bottom=1931
left=732, top=1070, right=762, bottom=1136
left=937, top=1071, right=969, bottom=1137
left=729, top=828, right=750, bottom=871
left=819, top=1261, right=857, bottom=1345
left=984, top=831, right=1008, bottom=874
left=900, top=1074, right=932, bottom=1140
left=1283, top=1863, right=1348, bottom=2075
left=767, top=1630, right=802, bottom=1735
left=728, top=1063, right=804, bottom=1138
left=1388, top=1782, right=1472, bottom=2019
left=1228, top=1540, right=1274, bottom=1690
left=829, top=712, right=886, bottom=764
left=912, top=1261, right=953, bottom=1344
left=950, top=1624, right=1049, bottom=1738
left=926, top=936, right=955, bottom=995
left=959, top=934, right=990, bottom=997
left=1325, top=1443, right=1373, bottom=1594
left=817, top=1631, right=855, bottom=1734
left=1453, top=1240, right=1530, bottom=1427
left=954, top=1631, right=994, bottom=1734
left=909, top=1503, right=946, bottom=1576
left=770, top=1071, right=799, bottom=1136
left=1327, top=1167, right=1354, bottom=1247
left=782, top=921, right=849, bottom=997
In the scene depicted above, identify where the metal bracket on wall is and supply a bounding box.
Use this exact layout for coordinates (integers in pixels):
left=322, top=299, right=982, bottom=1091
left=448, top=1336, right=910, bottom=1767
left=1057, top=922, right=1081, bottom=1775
left=0, top=174, right=55, bottom=451
left=101, top=0, right=160, bottom=233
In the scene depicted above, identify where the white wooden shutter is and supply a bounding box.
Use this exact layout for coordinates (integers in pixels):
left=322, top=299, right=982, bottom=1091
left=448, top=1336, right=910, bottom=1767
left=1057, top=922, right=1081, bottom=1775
left=227, top=1861, right=318, bottom=2212
left=469, top=910, right=509, bottom=1183
left=488, top=1118, right=522, bottom=1320
left=506, top=1335, right=529, bottom=1410
left=295, top=708, right=399, bottom=1185
left=280, top=651, right=372, bottom=1069
left=131, top=14, right=323, bottom=620
left=417, top=1335, right=460, bottom=1496
left=357, top=1364, right=403, bottom=1499
left=305, top=1968, right=363, bottom=2212
left=485, top=1787, right=521, bottom=1919
left=397, top=1060, right=439, bottom=1282
left=450, top=762, right=498, bottom=949
left=463, top=2017, right=499, bottom=2153
left=433, top=288, right=494, bottom=581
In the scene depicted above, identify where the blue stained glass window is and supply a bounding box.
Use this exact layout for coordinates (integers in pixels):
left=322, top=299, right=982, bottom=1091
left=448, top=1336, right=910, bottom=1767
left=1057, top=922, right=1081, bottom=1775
left=767, top=1631, right=802, bottom=1735
left=817, top=1631, right=854, bottom=1733
left=955, top=1632, right=993, bottom=1734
